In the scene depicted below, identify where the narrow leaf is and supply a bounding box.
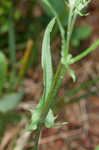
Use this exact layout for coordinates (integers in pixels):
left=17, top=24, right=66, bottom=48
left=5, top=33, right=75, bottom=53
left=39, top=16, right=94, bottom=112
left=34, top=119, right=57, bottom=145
left=67, top=68, right=76, bottom=82
left=41, top=18, right=57, bottom=128
left=45, top=109, right=56, bottom=128
left=42, top=17, right=55, bottom=99
left=26, top=18, right=56, bottom=131
left=26, top=98, right=43, bottom=131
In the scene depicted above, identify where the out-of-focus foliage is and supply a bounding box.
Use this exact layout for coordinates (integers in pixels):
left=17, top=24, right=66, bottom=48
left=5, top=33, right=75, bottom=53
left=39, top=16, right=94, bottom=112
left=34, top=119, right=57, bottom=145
left=71, top=25, right=92, bottom=47
left=95, top=145, right=99, bottom=150
left=0, top=112, right=20, bottom=138
left=0, top=1, right=23, bottom=114
left=41, top=0, right=66, bottom=17
left=0, top=51, right=7, bottom=96
left=0, top=0, right=20, bottom=33
left=41, top=0, right=91, bottom=48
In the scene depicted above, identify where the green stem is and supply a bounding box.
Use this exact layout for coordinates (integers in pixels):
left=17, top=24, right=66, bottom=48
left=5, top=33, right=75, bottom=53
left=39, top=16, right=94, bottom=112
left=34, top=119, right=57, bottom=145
left=33, top=40, right=99, bottom=150
left=65, top=7, right=73, bottom=58
left=33, top=65, right=66, bottom=150
left=33, top=61, right=62, bottom=150
left=33, top=122, right=43, bottom=150
left=70, top=39, right=99, bottom=64
left=32, top=2, right=99, bottom=150
left=44, top=61, right=62, bottom=104
left=33, top=59, right=67, bottom=150
left=42, top=65, right=66, bottom=117
left=33, top=3, right=78, bottom=150
left=33, top=4, right=76, bottom=150
left=70, top=13, right=77, bottom=38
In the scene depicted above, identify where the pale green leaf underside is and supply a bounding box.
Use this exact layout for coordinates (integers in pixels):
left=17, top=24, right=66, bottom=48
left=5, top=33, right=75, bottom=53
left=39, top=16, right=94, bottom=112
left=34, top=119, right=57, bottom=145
left=45, top=109, right=56, bottom=128
left=26, top=18, right=57, bottom=132
left=0, top=91, right=23, bottom=113
left=41, top=18, right=57, bottom=128
left=26, top=98, right=43, bottom=131
left=42, top=17, right=55, bottom=99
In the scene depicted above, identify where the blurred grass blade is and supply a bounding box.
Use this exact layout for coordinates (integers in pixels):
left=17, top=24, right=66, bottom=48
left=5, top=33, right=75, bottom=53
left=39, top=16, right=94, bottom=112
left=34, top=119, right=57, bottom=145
left=56, top=88, right=99, bottom=111
left=0, top=52, right=8, bottom=96
left=65, top=88, right=99, bottom=106
left=16, top=39, right=33, bottom=89
left=56, top=77, right=99, bottom=104
left=8, top=2, right=16, bottom=87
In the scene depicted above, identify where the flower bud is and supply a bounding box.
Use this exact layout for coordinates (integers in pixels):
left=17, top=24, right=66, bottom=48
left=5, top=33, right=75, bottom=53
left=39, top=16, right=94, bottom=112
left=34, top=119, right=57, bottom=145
left=68, top=0, right=91, bottom=16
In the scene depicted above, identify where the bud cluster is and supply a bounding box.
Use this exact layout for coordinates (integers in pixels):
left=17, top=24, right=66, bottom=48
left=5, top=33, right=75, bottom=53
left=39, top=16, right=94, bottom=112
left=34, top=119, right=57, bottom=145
left=68, top=0, right=91, bottom=16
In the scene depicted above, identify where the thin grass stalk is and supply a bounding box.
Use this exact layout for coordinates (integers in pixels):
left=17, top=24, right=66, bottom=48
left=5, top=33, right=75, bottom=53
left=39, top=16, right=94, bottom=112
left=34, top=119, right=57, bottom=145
left=56, top=88, right=99, bottom=111
left=16, top=39, right=33, bottom=89
left=55, top=77, right=99, bottom=105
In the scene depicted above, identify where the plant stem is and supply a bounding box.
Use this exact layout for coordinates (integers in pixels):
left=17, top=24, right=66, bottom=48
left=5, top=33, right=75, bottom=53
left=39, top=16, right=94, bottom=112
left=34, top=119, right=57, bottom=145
left=33, top=122, right=43, bottom=150
left=33, top=65, right=66, bottom=150
left=65, top=7, right=73, bottom=58
left=70, top=13, right=77, bottom=38
left=70, top=39, right=99, bottom=64
left=33, top=3, right=76, bottom=150
left=33, top=61, right=62, bottom=150
left=42, top=65, right=66, bottom=117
